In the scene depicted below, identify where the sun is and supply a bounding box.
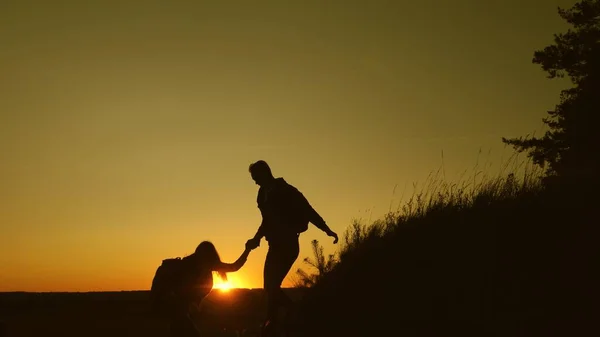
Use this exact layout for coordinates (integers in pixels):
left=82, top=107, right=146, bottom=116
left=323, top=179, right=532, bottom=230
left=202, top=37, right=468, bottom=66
left=213, top=280, right=232, bottom=292
left=213, top=272, right=245, bottom=292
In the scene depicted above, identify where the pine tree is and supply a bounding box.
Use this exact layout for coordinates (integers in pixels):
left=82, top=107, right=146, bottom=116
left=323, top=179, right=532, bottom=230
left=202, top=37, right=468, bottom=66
left=502, top=0, right=600, bottom=182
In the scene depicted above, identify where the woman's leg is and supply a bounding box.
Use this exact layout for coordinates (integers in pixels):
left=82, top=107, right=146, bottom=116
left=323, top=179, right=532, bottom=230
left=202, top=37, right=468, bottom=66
left=170, top=301, right=202, bottom=337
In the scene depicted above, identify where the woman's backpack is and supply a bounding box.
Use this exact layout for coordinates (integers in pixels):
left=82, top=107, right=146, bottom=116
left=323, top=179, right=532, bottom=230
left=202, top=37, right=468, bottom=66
left=150, top=257, right=186, bottom=313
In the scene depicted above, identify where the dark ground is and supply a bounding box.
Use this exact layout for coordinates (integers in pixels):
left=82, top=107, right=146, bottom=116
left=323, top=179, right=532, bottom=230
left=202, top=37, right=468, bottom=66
left=0, top=289, right=306, bottom=337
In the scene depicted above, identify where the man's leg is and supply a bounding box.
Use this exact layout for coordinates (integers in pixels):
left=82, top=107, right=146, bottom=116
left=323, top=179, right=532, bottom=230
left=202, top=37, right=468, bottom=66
left=263, top=237, right=300, bottom=330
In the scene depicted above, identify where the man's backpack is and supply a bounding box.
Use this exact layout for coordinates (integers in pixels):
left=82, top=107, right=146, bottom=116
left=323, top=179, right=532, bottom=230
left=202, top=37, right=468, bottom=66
left=264, top=180, right=313, bottom=234
left=150, top=257, right=185, bottom=313
left=281, top=184, right=312, bottom=233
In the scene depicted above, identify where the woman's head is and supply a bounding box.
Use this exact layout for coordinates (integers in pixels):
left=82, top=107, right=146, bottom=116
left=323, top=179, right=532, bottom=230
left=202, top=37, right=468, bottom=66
left=193, top=241, right=227, bottom=281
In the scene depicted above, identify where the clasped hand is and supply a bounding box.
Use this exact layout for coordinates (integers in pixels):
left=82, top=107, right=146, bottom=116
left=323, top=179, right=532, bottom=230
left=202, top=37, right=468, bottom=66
left=245, top=238, right=260, bottom=250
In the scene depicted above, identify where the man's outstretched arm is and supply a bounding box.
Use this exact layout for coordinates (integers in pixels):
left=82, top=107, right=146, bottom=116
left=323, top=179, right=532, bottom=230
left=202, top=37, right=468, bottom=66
left=308, top=205, right=338, bottom=243
left=293, top=189, right=338, bottom=243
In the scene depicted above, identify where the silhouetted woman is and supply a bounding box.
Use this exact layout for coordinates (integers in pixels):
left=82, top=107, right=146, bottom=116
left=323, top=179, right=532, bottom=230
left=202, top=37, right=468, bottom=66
left=169, top=241, right=252, bottom=337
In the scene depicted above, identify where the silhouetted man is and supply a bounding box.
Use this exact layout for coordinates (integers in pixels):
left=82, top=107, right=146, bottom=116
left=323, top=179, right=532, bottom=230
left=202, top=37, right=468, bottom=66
left=246, top=160, right=338, bottom=335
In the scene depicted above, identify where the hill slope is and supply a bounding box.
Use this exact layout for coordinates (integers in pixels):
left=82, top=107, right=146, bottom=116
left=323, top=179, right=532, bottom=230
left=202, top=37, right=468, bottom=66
left=299, top=177, right=598, bottom=337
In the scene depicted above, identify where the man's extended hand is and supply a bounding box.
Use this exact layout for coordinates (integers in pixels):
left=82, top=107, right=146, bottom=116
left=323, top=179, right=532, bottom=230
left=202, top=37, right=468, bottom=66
left=326, top=230, right=339, bottom=244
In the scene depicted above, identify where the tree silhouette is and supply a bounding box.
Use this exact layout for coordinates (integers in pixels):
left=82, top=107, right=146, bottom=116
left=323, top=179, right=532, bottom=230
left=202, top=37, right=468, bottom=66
left=294, top=240, right=337, bottom=288
left=502, top=0, right=600, bottom=181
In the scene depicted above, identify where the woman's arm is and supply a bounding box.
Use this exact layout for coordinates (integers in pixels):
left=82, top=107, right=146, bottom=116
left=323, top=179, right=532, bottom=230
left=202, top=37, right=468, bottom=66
left=215, top=247, right=251, bottom=273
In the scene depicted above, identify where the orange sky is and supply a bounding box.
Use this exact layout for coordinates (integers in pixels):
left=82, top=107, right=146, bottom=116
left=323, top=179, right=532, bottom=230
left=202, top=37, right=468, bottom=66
left=0, top=0, right=576, bottom=292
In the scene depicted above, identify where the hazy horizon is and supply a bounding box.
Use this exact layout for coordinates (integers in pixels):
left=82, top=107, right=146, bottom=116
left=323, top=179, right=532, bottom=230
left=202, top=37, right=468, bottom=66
left=1, top=0, right=576, bottom=292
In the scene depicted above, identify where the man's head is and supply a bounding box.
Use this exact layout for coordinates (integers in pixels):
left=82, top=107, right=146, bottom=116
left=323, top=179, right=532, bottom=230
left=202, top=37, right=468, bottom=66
left=249, top=160, right=274, bottom=186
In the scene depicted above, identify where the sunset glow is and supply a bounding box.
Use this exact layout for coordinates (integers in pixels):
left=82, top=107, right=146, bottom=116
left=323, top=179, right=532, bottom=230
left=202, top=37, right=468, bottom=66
left=213, top=273, right=244, bottom=292
left=0, top=0, right=573, bottom=292
left=213, top=281, right=232, bottom=292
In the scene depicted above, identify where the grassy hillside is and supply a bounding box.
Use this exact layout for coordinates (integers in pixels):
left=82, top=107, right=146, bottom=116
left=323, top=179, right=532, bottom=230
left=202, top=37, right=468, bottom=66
left=298, top=168, right=598, bottom=337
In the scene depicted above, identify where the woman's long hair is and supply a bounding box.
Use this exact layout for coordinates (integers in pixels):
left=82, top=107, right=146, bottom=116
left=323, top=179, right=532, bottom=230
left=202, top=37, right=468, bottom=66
left=192, top=241, right=228, bottom=281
